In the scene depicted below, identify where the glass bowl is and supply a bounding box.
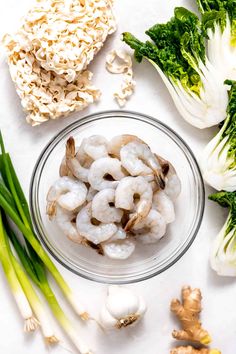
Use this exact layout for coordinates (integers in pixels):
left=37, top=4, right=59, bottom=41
left=30, top=110, right=205, bottom=284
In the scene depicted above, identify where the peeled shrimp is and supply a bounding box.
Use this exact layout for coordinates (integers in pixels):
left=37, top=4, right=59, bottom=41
left=88, top=157, right=125, bottom=191
left=80, top=135, right=109, bottom=160
left=115, top=176, right=153, bottom=230
left=76, top=203, right=117, bottom=244
left=53, top=205, right=84, bottom=243
left=152, top=190, right=175, bottom=224
left=60, top=141, right=92, bottom=177
left=109, top=227, right=127, bottom=242
left=108, top=134, right=145, bottom=158
left=91, top=189, right=123, bottom=223
left=120, top=142, right=165, bottom=189
left=101, top=239, right=136, bottom=260
left=156, top=155, right=181, bottom=200
left=46, top=176, right=87, bottom=212
left=86, top=186, right=97, bottom=202
left=59, top=156, right=72, bottom=177
left=66, top=137, right=90, bottom=183
left=133, top=209, right=166, bottom=244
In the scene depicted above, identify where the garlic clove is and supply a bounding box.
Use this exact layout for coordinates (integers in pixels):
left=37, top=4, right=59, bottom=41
left=99, top=285, right=146, bottom=330
left=99, top=305, right=117, bottom=329
left=137, top=296, right=147, bottom=316
left=106, top=286, right=139, bottom=319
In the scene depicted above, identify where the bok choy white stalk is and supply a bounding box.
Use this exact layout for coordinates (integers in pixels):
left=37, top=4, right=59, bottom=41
left=123, top=7, right=228, bottom=129
left=201, top=80, right=236, bottom=191
left=197, top=0, right=236, bottom=79
left=209, top=191, right=236, bottom=276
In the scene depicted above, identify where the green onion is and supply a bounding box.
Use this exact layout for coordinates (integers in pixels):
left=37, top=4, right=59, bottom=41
left=0, top=132, right=92, bottom=353
left=2, top=221, right=58, bottom=343
left=6, top=220, right=91, bottom=352
left=0, top=132, right=88, bottom=319
left=0, top=210, right=38, bottom=332
left=40, top=281, right=92, bottom=354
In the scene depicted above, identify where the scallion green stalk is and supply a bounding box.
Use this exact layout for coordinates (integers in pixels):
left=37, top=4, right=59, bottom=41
left=40, top=282, right=92, bottom=354
left=5, top=218, right=91, bottom=353
left=0, top=211, right=38, bottom=332
left=0, top=193, right=86, bottom=317
left=0, top=134, right=88, bottom=320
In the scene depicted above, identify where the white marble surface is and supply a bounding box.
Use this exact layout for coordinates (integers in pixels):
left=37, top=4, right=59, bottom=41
left=0, top=0, right=235, bottom=353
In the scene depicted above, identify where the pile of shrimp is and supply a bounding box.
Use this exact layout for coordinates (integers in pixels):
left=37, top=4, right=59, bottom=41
left=46, top=135, right=181, bottom=260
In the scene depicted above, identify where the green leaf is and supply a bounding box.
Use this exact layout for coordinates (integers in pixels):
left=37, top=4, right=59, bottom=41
left=216, top=81, right=236, bottom=164
left=197, top=0, right=236, bottom=42
left=123, top=7, right=205, bottom=96
left=209, top=190, right=236, bottom=207
left=209, top=191, right=236, bottom=233
left=201, top=10, right=227, bottom=33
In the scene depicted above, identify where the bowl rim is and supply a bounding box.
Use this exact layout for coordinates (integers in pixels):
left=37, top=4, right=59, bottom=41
left=29, top=109, right=205, bottom=284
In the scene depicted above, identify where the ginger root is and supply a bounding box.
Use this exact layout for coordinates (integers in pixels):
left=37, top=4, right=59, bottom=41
left=170, top=346, right=221, bottom=354
left=171, top=286, right=211, bottom=344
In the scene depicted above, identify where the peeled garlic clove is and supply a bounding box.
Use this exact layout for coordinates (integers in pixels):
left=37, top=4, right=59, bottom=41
left=100, top=306, right=117, bottom=329
left=138, top=296, right=147, bottom=315
left=99, top=285, right=146, bottom=330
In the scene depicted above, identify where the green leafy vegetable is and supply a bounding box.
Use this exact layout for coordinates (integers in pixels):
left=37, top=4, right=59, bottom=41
left=200, top=80, right=236, bottom=191
left=209, top=190, right=236, bottom=275
left=197, top=0, right=236, bottom=78
left=123, top=7, right=228, bottom=129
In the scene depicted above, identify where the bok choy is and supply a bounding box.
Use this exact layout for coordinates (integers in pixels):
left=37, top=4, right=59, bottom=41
left=209, top=191, right=236, bottom=276
left=123, top=7, right=228, bottom=129
left=197, top=0, right=236, bottom=79
left=201, top=80, right=236, bottom=191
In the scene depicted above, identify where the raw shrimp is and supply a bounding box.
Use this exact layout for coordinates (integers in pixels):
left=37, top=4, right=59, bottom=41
left=59, top=156, right=72, bottom=177
left=76, top=203, right=117, bottom=244
left=120, top=142, right=165, bottom=189
left=91, top=189, right=123, bottom=223
left=46, top=176, right=87, bottom=212
left=156, top=155, right=181, bottom=200
left=80, top=135, right=109, bottom=160
left=150, top=180, right=159, bottom=193
left=60, top=140, right=92, bottom=177
left=101, top=239, right=136, bottom=260
left=133, top=209, right=166, bottom=244
left=88, top=157, right=125, bottom=191
left=66, top=137, right=90, bottom=182
left=152, top=190, right=175, bottom=224
left=86, top=186, right=97, bottom=202
left=108, top=134, right=145, bottom=158
left=115, top=176, right=153, bottom=231
left=53, top=205, right=84, bottom=243
left=108, top=227, right=126, bottom=242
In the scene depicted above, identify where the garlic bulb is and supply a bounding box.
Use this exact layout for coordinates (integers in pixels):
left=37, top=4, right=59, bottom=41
left=99, top=285, right=146, bottom=329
